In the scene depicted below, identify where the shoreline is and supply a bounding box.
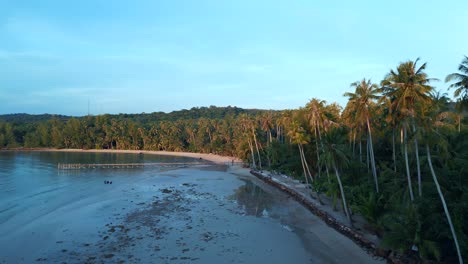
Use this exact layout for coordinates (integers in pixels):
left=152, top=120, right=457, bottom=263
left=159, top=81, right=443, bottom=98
left=249, top=170, right=414, bottom=264
left=0, top=148, right=388, bottom=263
left=2, top=148, right=395, bottom=262
left=1, top=148, right=242, bottom=165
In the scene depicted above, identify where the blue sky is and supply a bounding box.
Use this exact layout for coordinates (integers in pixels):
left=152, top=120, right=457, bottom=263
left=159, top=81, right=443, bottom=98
left=1, top=0, right=467, bottom=115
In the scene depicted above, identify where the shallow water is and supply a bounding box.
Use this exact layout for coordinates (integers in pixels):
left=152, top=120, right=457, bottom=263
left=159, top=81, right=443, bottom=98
left=0, top=151, right=382, bottom=264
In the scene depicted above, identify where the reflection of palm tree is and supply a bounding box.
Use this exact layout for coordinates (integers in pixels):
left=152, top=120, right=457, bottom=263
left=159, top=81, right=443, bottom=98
left=231, top=180, right=272, bottom=217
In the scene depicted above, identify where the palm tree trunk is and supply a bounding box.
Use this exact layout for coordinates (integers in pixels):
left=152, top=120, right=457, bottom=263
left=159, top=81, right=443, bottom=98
left=366, top=138, right=370, bottom=171
left=359, top=140, right=362, bottom=163
left=314, top=127, right=321, bottom=178
left=325, top=165, right=331, bottom=184
left=252, top=129, right=262, bottom=169
left=367, top=117, right=379, bottom=193
left=316, top=122, right=330, bottom=182
left=352, top=130, right=356, bottom=155
left=403, top=125, right=414, bottom=201
left=426, top=145, right=463, bottom=264
left=300, top=145, right=314, bottom=183
left=298, top=145, right=309, bottom=187
left=248, top=138, right=256, bottom=169
left=412, top=122, right=422, bottom=197
left=334, top=166, right=351, bottom=224
left=392, top=129, right=396, bottom=172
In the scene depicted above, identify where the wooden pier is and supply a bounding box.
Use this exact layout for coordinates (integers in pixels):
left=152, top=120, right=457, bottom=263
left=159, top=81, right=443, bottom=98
left=57, top=162, right=211, bottom=170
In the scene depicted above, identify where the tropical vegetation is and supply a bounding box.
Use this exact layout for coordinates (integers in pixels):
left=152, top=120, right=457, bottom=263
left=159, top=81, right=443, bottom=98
left=1, top=58, right=467, bottom=263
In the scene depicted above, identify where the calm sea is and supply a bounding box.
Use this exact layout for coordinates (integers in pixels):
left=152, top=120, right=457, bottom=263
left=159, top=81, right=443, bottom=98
left=0, top=151, right=195, bottom=203
left=0, top=151, right=196, bottom=263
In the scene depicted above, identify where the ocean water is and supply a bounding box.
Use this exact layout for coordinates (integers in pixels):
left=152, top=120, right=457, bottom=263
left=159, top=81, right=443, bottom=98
left=0, top=151, right=195, bottom=222
left=0, top=151, right=382, bottom=264
left=0, top=151, right=197, bottom=263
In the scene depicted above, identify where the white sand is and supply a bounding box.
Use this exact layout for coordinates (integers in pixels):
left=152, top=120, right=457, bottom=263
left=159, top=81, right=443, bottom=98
left=32, top=148, right=241, bottom=164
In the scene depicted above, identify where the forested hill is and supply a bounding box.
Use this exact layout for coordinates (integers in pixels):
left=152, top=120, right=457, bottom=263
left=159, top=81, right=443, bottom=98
left=0, top=113, right=70, bottom=124
left=0, top=106, right=273, bottom=124
left=110, top=106, right=272, bottom=123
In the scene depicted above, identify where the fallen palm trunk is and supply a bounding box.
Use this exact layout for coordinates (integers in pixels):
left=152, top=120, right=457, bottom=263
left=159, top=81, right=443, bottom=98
left=250, top=170, right=416, bottom=264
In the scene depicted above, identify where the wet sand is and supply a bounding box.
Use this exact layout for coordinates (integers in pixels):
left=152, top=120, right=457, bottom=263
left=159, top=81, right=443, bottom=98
left=0, top=164, right=383, bottom=264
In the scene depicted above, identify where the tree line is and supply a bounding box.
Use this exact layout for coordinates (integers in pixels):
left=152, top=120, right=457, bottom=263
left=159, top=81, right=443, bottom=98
left=1, top=57, right=467, bottom=263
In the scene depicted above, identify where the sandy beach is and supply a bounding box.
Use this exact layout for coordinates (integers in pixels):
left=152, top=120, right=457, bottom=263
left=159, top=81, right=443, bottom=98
left=0, top=150, right=383, bottom=263
left=15, top=148, right=241, bottom=164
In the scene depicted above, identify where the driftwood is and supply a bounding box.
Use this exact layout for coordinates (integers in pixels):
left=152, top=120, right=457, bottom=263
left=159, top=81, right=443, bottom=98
left=250, top=170, right=416, bottom=264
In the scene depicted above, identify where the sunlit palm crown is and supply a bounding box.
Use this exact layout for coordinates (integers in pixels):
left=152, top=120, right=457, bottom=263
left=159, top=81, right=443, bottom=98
left=343, top=79, right=380, bottom=125
left=381, top=58, right=435, bottom=119
left=445, top=55, right=468, bottom=102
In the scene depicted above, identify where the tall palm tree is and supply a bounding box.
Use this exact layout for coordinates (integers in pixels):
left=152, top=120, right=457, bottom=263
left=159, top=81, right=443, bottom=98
left=238, top=114, right=257, bottom=169
left=381, top=58, right=435, bottom=200
left=287, top=120, right=314, bottom=186
left=421, top=108, right=463, bottom=264
left=306, top=98, right=328, bottom=179
left=380, top=96, right=399, bottom=172
left=446, top=55, right=468, bottom=107
left=344, top=78, right=380, bottom=193
left=426, top=145, right=463, bottom=264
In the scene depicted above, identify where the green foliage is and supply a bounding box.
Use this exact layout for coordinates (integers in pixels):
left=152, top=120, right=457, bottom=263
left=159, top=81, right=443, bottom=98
left=351, top=191, right=386, bottom=231
left=1, top=58, right=467, bottom=262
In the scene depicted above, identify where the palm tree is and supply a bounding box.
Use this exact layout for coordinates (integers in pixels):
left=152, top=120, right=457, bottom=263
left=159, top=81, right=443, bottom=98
left=259, top=113, right=274, bottom=167
left=425, top=144, right=463, bottom=263
left=379, top=96, right=399, bottom=172
left=344, top=78, right=380, bottom=193
left=238, top=114, right=257, bottom=169
left=421, top=109, right=463, bottom=264
left=306, top=98, right=328, bottom=179
left=446, top=56, right=468, bottom=107
left=381, top=58, right=435, bottom=200
left=287, top=120, right=314, bottom=186
left=320, top=127, right=352, bottom=224
left=430, top=90, right=451, bottom=112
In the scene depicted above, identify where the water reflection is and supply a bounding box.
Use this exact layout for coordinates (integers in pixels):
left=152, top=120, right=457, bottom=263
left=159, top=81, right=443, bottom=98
left=229, top=180, right=273, bottom=217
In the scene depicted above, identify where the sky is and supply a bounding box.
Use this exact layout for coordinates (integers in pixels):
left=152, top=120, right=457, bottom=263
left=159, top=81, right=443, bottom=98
left=0, top=0, right=467, bottom=116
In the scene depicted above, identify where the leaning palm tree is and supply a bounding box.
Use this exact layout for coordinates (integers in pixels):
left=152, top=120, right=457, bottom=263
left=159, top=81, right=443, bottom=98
left=420, top=110, right=464, bottom=264
left=287, top=120, right=314, bottom=186
left=446, top=55, right=468, bottom=107
left=320, top=127, right=352, bottom=224
left=381, top=58, right=435, bottom=200
left=344, top=78, right=380, bottom=193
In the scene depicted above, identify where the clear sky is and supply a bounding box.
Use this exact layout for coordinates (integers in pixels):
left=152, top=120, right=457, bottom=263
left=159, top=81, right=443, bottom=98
left=1, top=0, right=467, bottom=116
